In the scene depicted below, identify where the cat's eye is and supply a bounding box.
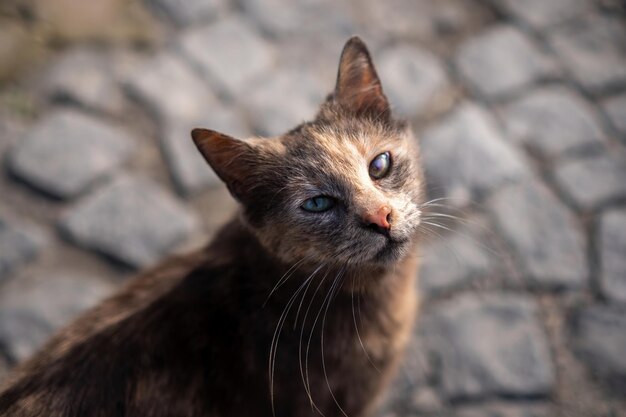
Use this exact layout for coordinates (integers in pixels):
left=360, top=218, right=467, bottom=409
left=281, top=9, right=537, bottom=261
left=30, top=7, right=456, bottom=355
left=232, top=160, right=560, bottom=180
left=301, top=196, right=335, bottom=213
left=369, top=152, right=391, bottom=179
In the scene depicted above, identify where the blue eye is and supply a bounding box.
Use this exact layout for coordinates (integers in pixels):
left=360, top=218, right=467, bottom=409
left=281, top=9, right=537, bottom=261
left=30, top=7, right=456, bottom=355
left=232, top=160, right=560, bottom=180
left=369, top=152, right=391, bottom=179
left=301, top=196, right=335, bottom=213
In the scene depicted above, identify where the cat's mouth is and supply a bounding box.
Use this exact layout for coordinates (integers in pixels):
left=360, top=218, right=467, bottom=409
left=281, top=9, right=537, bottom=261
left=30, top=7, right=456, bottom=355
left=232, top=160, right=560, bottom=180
left=373, top=237, right=409, bottom=263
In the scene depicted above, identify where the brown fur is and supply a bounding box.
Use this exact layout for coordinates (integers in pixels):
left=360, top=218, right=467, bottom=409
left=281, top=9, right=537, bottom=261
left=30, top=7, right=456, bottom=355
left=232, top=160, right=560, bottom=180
left=0, top=37, right=424, bottom=417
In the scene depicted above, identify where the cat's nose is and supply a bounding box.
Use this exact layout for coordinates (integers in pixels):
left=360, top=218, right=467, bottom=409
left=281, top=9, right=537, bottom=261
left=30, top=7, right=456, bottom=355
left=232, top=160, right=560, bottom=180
left=363, top=205, right=392, bottom=232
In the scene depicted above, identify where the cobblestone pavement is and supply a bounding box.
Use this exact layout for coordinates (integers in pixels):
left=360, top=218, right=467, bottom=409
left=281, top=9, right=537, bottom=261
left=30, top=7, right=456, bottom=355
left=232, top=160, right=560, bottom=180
left=1, top=0, right=626, bottom=415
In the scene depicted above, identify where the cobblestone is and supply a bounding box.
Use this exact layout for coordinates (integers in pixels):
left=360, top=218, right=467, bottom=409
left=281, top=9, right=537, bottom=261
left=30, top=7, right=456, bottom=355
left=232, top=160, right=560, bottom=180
left=554, top=153, right=626, bottom=211
left=455, top=25, right=557, bottom=100
left=502, top=86, right=606, bottom=159
left=488, top=179, right=586, bottom=290
left=423, top=293, right=554, bottom=400
left=0, top=217, right=46, bottom=283
left=178, top=17, right=275, bottom=97
left=548, top=14, right=626, bottom=95
left=8, top=110, right=136, bottom=199
left=572, top=304, right=626, bottom=379
left=602, top=93, right=626, bottom=138
left=42, top=48, right=125, bottom=115
left=421, top=102, right=529, bottom=206
left=147, top=0, right=226, bottom=27
left=490, top=0, right=589, bottom=30
left=0, top=271, right=114, bottom=362
left=59, top=175, right=198, bottom=268
left=378, top=44, right=449, bottom=118
left=454, top=402, right=548, bottom=417
left=599, top=209, right=626, bottom=304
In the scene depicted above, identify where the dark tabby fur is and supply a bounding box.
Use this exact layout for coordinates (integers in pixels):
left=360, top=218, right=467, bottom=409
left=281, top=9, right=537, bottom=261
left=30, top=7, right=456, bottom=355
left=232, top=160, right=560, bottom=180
left=0, top=37, right=425, bottom=417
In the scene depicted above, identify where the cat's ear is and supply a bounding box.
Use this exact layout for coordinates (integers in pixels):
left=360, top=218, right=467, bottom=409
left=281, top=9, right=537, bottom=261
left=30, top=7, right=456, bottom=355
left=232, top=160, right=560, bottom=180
left=334, top=36, right=390, bottom=118
left=192, top=128, right=258, bottom=202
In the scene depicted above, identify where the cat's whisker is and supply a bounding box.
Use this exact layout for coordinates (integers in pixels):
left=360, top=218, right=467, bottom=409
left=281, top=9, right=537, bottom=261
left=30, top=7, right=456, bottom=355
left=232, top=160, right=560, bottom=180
left=320, top=268, right=349, bottom=417
left=298, top=268, right=331, bottom=415
left=351, top=280, right=381, bottom=373
left=264, top=257, right=309, bottom=306
left=304, top=266, right=345, bottom=409
left=269, top=264, right=324, bottom=417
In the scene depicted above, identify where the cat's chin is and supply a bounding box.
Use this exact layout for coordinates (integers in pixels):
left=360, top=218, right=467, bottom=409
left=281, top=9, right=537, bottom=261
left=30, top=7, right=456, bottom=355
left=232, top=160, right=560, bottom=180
left=370, top=237, right=410, bottom=265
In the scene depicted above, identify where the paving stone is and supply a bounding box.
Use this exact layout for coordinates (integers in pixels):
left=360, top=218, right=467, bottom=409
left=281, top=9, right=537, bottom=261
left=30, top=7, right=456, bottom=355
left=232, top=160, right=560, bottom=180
left=8, top=110, right=136, bottom=199
left=419, top=217, right=496, bottom=296
left=59, top=175, right=198, bottom=268
left=421, top=102, right=529, bottom=206
left=422, top=293, right=554, bottom=400
left=178, top=17, right=275, bottom=97
left=572, top=304, right=626, bottom=379
left=42, top=48, right=125, bottom=115
left=487, top=179, right=586, bottom=290
left=491, top=0, right=589, bottom=30
left=377, top=44, right=449, bottom=118
left=244, top=67, right=325, bottom=136
left=602, top=94, right=626, bottom=137
left=162, top=107, right=250, bottom=195
left=147, top=0, right=225, bottom=27
left=599, top=210, right=626, bottom=304
left=455, top=402, right=549, bottom=417
left=240, top=0, right=356, bottom=38
left=0, top=217, right=46, bottom=282
left=125, top=52, right=217, bottom=124
left=0, top=271, right=114, bottom=362
left=455, top=25, right=558, bottom=100
left=548, top=14, right=626, bottom=95
left=554, top=153, right=626, bottom=211
left=502, top=86, right=606, bottom=158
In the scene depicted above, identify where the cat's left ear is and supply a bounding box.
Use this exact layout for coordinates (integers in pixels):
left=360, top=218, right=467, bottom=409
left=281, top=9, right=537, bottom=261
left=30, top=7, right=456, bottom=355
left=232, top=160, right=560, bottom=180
left=334, top=36, right=390, bottom=119
left=191, top=128, right=259, bottom=202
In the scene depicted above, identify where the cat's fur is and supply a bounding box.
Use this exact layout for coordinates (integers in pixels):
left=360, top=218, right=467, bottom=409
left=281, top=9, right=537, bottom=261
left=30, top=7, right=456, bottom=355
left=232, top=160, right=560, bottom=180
left=0, top=37, right=424, bottom=417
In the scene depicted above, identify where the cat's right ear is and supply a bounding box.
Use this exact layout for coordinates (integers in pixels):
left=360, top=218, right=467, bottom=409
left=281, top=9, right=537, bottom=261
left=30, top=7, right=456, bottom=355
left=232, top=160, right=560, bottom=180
left=191, top=128, right=257, bottom=202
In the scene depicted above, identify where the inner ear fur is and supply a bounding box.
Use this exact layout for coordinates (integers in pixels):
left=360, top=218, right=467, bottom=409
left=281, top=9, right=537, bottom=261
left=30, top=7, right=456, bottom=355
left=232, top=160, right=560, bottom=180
left=334, top=36, right=390, bottom=119
left=191, top=128, right=258, bottom=202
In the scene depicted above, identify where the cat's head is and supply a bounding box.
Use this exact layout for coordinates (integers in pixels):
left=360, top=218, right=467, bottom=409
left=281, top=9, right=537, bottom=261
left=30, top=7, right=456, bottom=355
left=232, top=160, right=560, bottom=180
left=192, top=37, right=424, bottom=267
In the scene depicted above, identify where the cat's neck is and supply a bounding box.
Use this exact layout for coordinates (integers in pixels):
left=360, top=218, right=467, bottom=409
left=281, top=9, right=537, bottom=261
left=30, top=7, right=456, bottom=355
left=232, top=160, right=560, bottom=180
left=205, top=216, right=417, bottom=297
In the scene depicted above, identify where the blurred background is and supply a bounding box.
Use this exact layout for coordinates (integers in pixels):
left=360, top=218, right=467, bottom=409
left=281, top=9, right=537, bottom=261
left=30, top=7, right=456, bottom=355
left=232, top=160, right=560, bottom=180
left=1, top=0, right=626, bottom=415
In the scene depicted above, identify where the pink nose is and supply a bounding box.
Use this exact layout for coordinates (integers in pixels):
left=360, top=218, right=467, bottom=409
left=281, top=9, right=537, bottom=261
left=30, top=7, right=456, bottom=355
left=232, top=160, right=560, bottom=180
left=363, top=205, right=392, bottom=230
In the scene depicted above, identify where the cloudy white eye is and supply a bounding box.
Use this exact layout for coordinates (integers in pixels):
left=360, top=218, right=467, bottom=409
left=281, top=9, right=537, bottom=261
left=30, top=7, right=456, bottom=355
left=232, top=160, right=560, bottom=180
left=301, top=196, right=335, bottom=213
left=369, top=152, right=391, bottom=179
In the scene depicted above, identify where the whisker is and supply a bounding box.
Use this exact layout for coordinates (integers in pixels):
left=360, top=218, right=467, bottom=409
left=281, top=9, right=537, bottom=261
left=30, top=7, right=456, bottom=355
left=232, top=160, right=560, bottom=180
left=351, top=281, right=381, bottom=373
left=264, top=257, right=308, bottom=306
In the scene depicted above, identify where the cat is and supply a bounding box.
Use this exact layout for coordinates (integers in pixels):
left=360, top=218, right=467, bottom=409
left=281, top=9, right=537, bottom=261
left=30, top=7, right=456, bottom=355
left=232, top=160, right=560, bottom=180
left=0, top=36, right=425, bottom=417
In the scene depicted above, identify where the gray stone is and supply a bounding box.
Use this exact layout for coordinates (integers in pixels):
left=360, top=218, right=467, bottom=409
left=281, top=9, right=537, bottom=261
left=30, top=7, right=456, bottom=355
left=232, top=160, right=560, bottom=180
left=0, top=354, right=8, bottom=383
left=147, top=0, right=225, bottom=27
left=125, top=52, right=217, bottom=124
left=378, top=45, right=449, bottom=118
left=178, top=17, right=275, bottom=97
left=502, top=86, right=606, bottom=158
left=554, top=153, right=626, bottom=211
left=491, top=0, right=589, bottom=30
left=59, top=175, right=198, bottom=268
left=244, top=68, right=325, bottom=136
left=419, top=218, right=496, bottom=295
left=0, top=271, right=114, bottom=362
left=455, top=402, right=549, bottom=417
left=548, top=14, right=626, bottom=95
left=42, top=48, right=125, bottom=115
left=488, top=179, right=586, bottom=290
left=8, top=110, right=135, bottom=199
left=421, top=102, right=529, bottom=206
left=162, top=107, right=250, bottom=194
left=0, top=217, right=46, bottom=282
left=572, top=305, right=626, bottom=379
left=240, top=0, right=356, bottom=38
left=599, top=210, right=626, bottom=304
left=602, top=94, right=626, bottom=137
left=455, top=25, right=558, bottom=100
left=423, top=293, right=554, bottom=400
